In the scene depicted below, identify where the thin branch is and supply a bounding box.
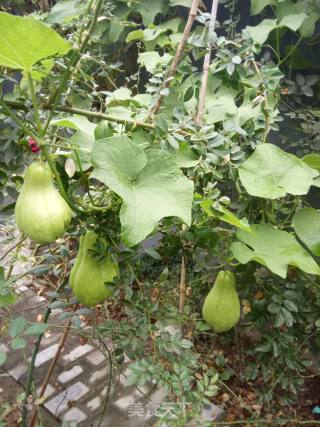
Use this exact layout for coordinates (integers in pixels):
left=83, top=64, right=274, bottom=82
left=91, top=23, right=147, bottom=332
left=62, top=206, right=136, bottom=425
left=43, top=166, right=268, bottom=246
left=27, top=72, right=43, bottom=135
left=149, top=0, right=201, bottom=117
left=1, top=100, right=191, bottom=136
left=0, top=235, right=27, bottom=262
left=29, top=316, right=72, bottom=427
left=21, top=279, right=68, bottom=427
left=179, top=252, right=187, bottom=315
left=196, top=0, right=219, bottom=126
left=41, top=0, right=104, bottom=137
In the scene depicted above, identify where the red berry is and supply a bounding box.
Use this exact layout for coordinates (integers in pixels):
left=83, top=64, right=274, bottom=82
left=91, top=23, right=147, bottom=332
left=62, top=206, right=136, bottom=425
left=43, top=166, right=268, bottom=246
left=27, top=138, right=40, bottom=153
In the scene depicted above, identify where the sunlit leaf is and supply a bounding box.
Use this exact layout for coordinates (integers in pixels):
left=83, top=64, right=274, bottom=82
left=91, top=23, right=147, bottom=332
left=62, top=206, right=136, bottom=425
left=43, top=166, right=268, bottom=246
left=231, top=223, right=320, bottom=278
left=92, top=136, right=194, bottom=246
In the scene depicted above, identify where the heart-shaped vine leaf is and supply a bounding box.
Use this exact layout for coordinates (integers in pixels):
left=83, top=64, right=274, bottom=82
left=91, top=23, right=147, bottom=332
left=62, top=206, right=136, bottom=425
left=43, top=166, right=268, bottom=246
left=231, top=223, right=320, bottom=278
left=238, top=144, right=318, bottom=199
left=292, top=208, right=320, bottom=256
left=0, top=12, right=70, bottom=71
left=92, top=136, right=194, bottom=246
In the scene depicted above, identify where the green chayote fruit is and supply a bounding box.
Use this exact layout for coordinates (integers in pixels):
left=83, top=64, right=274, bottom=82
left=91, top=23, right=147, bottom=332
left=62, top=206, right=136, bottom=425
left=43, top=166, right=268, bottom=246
left=202, top=271, right=240, bottom=333
left=70, top=230, right=118, bottom=306
left=15, top=162, right=72, bottom=244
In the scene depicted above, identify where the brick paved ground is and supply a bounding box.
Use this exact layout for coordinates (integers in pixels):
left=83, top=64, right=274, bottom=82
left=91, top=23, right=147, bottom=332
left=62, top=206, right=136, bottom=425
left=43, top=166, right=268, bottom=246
left=0, top=226, right=223, bottom=426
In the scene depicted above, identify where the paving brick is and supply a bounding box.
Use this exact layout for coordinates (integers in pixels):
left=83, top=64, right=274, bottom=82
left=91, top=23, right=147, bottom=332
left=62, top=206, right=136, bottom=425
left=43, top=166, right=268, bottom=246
left=89, top=366, right=108, bottom=384
left=34, top=343, right=59, bottom=367
left=45, top=381, right=89, bottom=416
left=113, top=391, right=141, bottom=412
left=29, top=295, right=46, bottom=303
left=57, top=365, right=83, bottom=384
left=16, top=284, right=29, bottom=292
left=87, top=396, right=101, bottom=412
left=62, top=407, right=87, bottom=423
left=187, top=403, right=224, bottom=426
left=8, top=363, right=27, bottom=380
left=62, top=344, right=93, bottom=363
left=86, top=350, right=105, bottom=366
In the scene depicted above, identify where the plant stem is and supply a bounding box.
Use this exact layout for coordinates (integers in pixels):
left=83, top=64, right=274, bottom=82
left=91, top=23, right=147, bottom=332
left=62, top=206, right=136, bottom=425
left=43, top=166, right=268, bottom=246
left=179, top=252, right=187, bottom=315
left=2, top=100, right=191, bottom=136
left=41, top=0, right=104, bottom=137
left=279, top=35, right=303, bottom=65
left=196, top=0, right=219, bottom=126
left=149, top=0, right=200, bottom=117
left=27, top=72, right=43, bottom=135
left=0, top=235, right=27, bottom=262
left=40, top=145, right=83, bottom=213
left=21, top=279, right=68, bottom=427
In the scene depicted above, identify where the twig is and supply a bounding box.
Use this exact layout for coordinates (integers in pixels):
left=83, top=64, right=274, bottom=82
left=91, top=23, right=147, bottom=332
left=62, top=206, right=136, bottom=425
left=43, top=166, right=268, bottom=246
left=179, top=252, right=187, bottom=315
left=21, top=279, right=68, bottom=427
left=1, top=100, right=191, bottom=136
left=41, top=0, right=104, bottom=137
left=195, top=0, right=219, bottom=126
left=179, top=249, right=187, bottom=335
left=0, top=235, right=27, bottom=262
left=28, top=316, right=72, bottom=427
left=96, top=330, right=115, bottom=427
left=149, top=0, right=200, bottom=117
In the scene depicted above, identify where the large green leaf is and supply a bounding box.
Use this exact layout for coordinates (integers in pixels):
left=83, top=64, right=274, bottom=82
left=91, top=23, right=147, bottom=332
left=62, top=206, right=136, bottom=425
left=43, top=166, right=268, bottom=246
left=245, top=12, right=310, bottom=45
left=91, top=136, right=194, bottom=246
left=238, top=144, right=318, bottom=199
left=50, top=116, right=96, bottom=170
left=170, top=0, right=193, bottom=6
left=292, top=208, right=320, bottom=256
left=245, top=19, right=278, bottom=45
left=134, top=0, right=169, bottom=26
left=231, top=224, right=320, bottom=278
left=302, top=153, right=320, bottom=172
left=279, top=13, right=308, bottom=31
left=0, top=12, right=70, bottom=71
left=175, top=141, right=198, bottom=168
left=250, top=0, right=275, bottom=15
left=46, top=0, right=87, bottom=24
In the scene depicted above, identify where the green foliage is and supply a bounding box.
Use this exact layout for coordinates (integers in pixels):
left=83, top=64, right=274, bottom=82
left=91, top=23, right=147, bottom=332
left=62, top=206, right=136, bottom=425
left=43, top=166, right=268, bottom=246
left=292, top=208, right=320, bottom=256
left=238, top=144, right=319, bottom=199
left=0, top=12, right=70, bottom=71
left=91, top=136, right=194, bottom=246
left=231, top=224, right=320, bottom=278
left=0, top=0, right=320, bottom=424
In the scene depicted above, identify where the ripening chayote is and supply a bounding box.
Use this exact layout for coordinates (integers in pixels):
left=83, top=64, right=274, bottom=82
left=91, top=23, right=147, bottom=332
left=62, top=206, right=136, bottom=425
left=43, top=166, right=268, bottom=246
left=202, top=270, right=240, bottom=333
left=15, top=162, right=72, bottom=244
left=70, top=230, right=118, bottom=306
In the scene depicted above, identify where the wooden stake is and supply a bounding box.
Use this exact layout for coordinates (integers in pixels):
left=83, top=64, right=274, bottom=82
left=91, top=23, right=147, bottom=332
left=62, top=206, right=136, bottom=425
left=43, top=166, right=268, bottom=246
left=150, top=0, right=201, bottom=117
left=196, top=0, right=219, bottom=126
